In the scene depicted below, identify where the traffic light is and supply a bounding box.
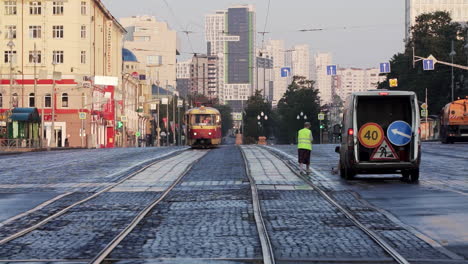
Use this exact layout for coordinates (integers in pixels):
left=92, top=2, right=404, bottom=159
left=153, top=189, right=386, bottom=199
left=320, top=124, right=324, bottom=129
left=117, top=121, right=123, bottom=129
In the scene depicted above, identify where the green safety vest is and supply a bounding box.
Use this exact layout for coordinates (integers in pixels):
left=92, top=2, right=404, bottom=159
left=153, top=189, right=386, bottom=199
left=298, top=128, right=313, bottom=150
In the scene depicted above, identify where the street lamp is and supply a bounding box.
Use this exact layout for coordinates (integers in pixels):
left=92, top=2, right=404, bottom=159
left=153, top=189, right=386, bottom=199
left=7, top=40, right=15, bottom=112
left=450, top=40, right=456, bottom=102
left=297, top=111, right=307, bottom=121
left=49, top=61, right=59, bottom=149
left=464, top=31, right=468, bottom=66
left=257, top=112, right=268, bottom=137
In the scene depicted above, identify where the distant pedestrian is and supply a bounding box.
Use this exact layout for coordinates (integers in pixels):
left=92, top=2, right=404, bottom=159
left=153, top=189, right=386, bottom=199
left=298, top=122, right=313, bottom=174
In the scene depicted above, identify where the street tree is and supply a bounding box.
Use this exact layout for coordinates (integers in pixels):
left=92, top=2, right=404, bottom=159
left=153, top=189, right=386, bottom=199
left=379, top=11, right=467, bottom=113
left=243, top=90, right=273, bottom=144
left=213, top=103, right=233, bottom=136
left=276, top=76, right=321, bottom=144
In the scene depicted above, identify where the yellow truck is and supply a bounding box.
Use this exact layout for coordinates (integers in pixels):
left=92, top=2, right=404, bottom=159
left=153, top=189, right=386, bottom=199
left=440, top=97, right=468, bottom=144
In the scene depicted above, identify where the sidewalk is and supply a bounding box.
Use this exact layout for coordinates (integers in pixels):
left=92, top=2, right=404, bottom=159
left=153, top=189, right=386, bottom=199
left=0, top=147, right=87, bottom=156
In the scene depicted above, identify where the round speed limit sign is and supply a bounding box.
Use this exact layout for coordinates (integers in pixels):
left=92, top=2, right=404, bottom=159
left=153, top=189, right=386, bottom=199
left=358, top=123, right=384, bottom=148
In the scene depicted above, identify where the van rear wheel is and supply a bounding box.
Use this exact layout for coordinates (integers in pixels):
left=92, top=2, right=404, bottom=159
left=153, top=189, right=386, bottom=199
left=402, top=169, right=419, bottom=183
left=339, top=161, right=355, bottom=180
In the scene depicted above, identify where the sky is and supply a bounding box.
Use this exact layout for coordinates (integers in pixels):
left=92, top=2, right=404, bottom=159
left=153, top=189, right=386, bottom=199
left=102, top=0, right=406, bottom=68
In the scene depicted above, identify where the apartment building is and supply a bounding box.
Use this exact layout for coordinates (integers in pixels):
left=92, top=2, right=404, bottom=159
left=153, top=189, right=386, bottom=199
left=0, top=0, right=125, bottom=148
left=406, top=0, right=468, bottom=40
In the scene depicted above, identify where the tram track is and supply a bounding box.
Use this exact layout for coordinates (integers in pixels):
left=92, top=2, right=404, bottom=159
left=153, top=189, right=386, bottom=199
left=260, top=146, right=411, bottom=264
left=240, top=147, right=276, bottom=264
left=88, top=150, right=207, bottom=264
left=0, top=149, right=207, bottom=259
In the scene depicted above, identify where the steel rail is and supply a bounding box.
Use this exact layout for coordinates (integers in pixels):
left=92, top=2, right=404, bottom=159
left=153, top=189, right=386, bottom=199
left=0, top=148, right=188, bottom=246
left=239, top=147, right=276, bottom=264
left=88, top=150, right=208, bottom=264
left=263, top=146, right=411, bottom=264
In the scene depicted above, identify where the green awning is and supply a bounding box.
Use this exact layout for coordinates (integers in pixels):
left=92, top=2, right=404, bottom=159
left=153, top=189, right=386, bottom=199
left=10, top=108, right=40, bottom=123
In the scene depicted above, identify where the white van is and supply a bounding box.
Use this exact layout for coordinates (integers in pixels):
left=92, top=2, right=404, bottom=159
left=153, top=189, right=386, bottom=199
left=335, top=90, right=421, bottom=182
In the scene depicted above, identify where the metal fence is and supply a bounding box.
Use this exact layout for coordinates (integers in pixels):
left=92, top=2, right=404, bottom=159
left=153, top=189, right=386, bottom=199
left=0, top=139, right=41, bottom=150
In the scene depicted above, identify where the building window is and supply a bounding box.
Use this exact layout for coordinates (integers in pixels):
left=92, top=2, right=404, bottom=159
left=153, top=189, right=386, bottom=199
left=29, top=50, right=42, bottom=63
left=44, top=93, right=51, bottom=108
left=4, top=50, right=17, bottom=63
left=62, top=93, right=68, bottom=107
left=147, top=55, right=162, bottom=65
left=81, top=51, right=86, bottom=64
left=5, top=1, right=17, bottom=15
left=12, top=93, right=18, bottom=108
left=52, top=2, right=63, bottom=15
left=6, top=25, right=17, bottom=39
left=53, top=50, right=64, bottom=64
left=135, top=36, right=151, bottom=42
left=52, top=25, right=64, bottom=39
left=81, top=1, right=87, bottom=15
left=0, top=94, right=2, bottom=108
left=29, top=93, right=35, bottom=107
left=29, top=1, right=42, bottom=15
left=81, top=25, right=86, bottom=38
left=29, top=25, right=42, bottom=39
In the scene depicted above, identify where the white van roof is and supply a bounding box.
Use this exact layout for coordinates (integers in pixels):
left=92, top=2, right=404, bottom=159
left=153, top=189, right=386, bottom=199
left=352, top=90, right=416, bottom=96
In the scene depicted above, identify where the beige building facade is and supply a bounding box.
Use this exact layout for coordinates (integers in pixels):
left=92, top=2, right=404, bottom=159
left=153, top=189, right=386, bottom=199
left=406, top=0, right=468, bottom=40
left=0, top=0, right=125, bottom=148
left=292, top=44, right=310, bottom=80
left=336, top=68, right=385, bottom=100
left=120, top=16, right=178, bottom=95
left=314, top=52, right=333, bottom=104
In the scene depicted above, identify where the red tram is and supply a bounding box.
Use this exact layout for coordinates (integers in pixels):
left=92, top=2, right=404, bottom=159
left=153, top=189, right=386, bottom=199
left=185, top=106, right=222, bottom=148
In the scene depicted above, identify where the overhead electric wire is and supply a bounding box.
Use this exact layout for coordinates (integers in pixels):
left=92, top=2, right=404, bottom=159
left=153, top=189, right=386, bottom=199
left=261, top=0, right=272, bottom=48
left=161, top=0, right=195, bottom=54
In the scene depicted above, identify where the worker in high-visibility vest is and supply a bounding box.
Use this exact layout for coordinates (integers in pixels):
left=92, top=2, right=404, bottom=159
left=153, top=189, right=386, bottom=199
left=298, top=122, right=313, bottom=173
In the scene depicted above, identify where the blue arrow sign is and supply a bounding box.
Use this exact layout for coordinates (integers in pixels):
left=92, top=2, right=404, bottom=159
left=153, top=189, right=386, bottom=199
left=281, top=67, right=291, bottom=77
left=387, top=120, right=412, bottom=146
left=380, top=62, right=391, bottom=73
left=423, top=59, right=434, bottom=71
left=326, top=65, right=337, bottom=76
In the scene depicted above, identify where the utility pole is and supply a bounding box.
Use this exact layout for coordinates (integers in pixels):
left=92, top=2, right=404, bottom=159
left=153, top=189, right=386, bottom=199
left=450, top=40, right=456, bottom=102
left=49, top=62, right=58, bottom=150
left=7, top=37, right=15, bottom=140
left=156, top=71, right=160, bottom=147
left=122, top=75, right=127, bottom=147
left=172, top=95, right=176, bottom=145
left=8, top=41, right=14, bottom=107
left=33, top=43, right=40, bottom=148
left=166, top=95, right=169, bottom=146
left=425, top=88, right=429, bottom=139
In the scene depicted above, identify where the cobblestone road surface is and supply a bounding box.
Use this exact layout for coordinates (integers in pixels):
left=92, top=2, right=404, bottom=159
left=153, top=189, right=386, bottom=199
left=0, top=147, right=187, bottom=193
left=109, top=146, right=262, bottom=263
left=0, top=143, right=466, bottom=263
left=267, top=143, right=467, bottom=261
left=0, top=150, right=204, bottom=260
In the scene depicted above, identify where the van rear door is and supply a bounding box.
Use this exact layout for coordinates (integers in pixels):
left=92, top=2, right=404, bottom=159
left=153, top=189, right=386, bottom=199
left=356, top=95, right=414, bottom=162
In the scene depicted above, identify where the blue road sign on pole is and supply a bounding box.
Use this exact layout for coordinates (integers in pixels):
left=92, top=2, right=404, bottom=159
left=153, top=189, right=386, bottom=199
left=379, top=62, right=391, bottom=73
left=326, top=65, right=337, bottom=76
left=423, top=59, right=434, bottom=70
left=281, top=67, right=291, bottom=77
left=387, top=120, right=412, bottom=146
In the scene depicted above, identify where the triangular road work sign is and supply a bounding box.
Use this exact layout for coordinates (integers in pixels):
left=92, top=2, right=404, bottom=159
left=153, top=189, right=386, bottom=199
left=370, top=138, right=399, bottom=161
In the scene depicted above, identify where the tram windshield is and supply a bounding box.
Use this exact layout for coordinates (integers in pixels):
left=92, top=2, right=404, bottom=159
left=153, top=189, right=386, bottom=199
left=192, top=114, right=217, bottom=126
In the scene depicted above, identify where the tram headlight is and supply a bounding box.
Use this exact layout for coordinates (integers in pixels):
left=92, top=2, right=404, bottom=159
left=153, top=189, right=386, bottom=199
left=193, top=132, right=197, bottom=136
left=208, top=132, right=212, bottom=136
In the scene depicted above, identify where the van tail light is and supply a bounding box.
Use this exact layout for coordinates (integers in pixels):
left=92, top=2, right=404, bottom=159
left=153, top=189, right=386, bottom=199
left=418, top=127, right=421, bottom=135
left=347, top=128, right=354, bottom=149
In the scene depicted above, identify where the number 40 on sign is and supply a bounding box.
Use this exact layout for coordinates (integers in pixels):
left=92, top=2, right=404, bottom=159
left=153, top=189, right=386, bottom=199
left=358, top=123, right=384, bottom=148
